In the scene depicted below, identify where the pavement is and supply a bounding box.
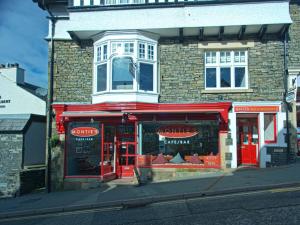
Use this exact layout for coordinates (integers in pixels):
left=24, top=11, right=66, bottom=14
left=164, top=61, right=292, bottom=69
left=1, top=159, right=300, bottom=220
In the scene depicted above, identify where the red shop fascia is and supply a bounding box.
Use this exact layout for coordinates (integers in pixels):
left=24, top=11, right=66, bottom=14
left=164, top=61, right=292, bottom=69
left=53, top=102, right=231, bottom=179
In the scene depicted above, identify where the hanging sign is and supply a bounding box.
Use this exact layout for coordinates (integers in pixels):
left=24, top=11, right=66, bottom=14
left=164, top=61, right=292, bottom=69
left=157, top=125, right=198, bottom=139
left=286, top=91, right=295, bottom=103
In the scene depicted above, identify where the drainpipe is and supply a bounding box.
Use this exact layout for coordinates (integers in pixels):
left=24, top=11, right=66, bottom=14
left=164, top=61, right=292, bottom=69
left=283, top=31, right=290, bottom=163
left=45, top=11, right=56, bottom=193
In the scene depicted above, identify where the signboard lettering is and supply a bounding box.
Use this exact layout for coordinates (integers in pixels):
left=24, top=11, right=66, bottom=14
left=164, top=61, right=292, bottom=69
left=0, top=95, right=11, bottom=108
left=157, top=125, right=199, bottom=139
left=71, top=127, right=99, bottom=137
left=234, top=106, right=279, bottom=112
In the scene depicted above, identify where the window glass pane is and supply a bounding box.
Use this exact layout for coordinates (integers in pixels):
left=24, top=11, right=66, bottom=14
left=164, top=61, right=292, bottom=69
left=212, top=52, right=216, bottom=63
left=139, top=43, right=145, bottom=59
left=234, top=52, right=240, bottom=63
left=112, top=57, right=133, bottom=90
left=103, top=45, right=107, bottom=60
left=141, top=122, right=219, bottom=158
left=235, top=67, right=246, bottom=87
left=264, top=114, right=276, bottom=142
left=252, top=125, right=258, bottom=144
left=240, top=51, right=246, bottom=62
left=220, top=52, right=226, bottom=63
left=97, top=46, right=101, bottom=62
left=220, top=51, right=230, bottom=63
left=124, top=43, right=134, bottom=53
left=220, top=67, right=231, bottom=87
left=206, top=52, right=212, bottom=64
left=139, top=63, right=153, bottom=91
left=206, top=68, right=216, bottom=88
left=97, top=64, right=107, bottom=92
left=206, top=52, right=216, bottom=64
left=66, top=122, right=101, bottom=176
left=112, top=43, right=121, bottom=54
left=148, top=45, right=154, bottom=60
left=243, top=126, right=249, bottom=144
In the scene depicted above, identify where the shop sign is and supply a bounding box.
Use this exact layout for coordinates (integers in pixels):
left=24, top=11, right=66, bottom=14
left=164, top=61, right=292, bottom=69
left=234, top=106, right=279, bottom=113
left=157, top=125, right=198, bottom=139
left=71, top=127, right=99, bottom=137
left=164, top=139, right=191, bottom=144
left=0, top=95, right=11, bottom=109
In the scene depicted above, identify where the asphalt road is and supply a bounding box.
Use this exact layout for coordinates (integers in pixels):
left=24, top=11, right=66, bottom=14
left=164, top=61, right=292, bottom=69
left=1, top=187, right=300, bottom=225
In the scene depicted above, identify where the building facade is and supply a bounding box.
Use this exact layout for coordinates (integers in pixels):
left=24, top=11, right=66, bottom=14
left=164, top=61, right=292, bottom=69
left=0, top=64, right=47, bottom=196
left=35, top=0, right=300, bottom=190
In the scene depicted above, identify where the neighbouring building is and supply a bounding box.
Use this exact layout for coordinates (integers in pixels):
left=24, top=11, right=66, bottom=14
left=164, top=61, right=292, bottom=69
left=0, top=64, right=47, bottom=197
left=34, top=0, right=300, bottom=190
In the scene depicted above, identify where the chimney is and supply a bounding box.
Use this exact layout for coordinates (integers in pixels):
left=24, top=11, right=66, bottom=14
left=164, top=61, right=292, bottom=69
left=0, top=63, right=25, bottom=85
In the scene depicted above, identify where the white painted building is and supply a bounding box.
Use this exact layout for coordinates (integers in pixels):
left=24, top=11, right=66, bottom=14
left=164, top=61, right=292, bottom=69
left=0, top=64, right=46, bottom=116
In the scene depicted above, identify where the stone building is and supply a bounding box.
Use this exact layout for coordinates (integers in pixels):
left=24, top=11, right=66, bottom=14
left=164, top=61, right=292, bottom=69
left=34, top=0, right=300, bottom=190
left=0, top=64, right=46, bottom=197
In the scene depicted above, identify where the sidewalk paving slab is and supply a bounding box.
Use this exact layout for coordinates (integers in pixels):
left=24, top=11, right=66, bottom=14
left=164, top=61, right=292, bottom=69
left=0, top=160, right=300, bottom=220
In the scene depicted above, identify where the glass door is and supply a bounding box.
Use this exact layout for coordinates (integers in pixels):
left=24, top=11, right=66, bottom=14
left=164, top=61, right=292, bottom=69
left=116, top=124, right=136, bottom=177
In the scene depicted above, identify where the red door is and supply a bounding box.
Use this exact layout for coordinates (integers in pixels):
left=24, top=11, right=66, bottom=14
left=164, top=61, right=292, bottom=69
left=116, top=125, right=136, bottom=178
left=237, top=119, right=258, bottom=165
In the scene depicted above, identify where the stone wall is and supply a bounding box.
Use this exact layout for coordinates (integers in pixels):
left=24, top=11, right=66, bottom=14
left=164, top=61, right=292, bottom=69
left=159, top=37, right=284, bottom=103
left=52, top=40, right=93, bottom=103
left=20, top=169, right=45, bottom=195
left=289, top=3, right=300, bottom=68
left=0, top=133, right=23, bottom=197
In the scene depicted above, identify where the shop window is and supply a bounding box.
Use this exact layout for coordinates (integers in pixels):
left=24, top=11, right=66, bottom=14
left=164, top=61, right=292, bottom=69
left=205, top=50, right=248, bottom=89
left=264, top=114, right=277, bottom=143
left=66, top=122, right=101, bottom=177
left=140, top=122, right=219, bottom=161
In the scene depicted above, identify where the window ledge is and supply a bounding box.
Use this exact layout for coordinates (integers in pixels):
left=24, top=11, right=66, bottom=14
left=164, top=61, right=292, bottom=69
left=92, top=91, right=159, bottom=104
left=201, top=89, right=254, bottom=94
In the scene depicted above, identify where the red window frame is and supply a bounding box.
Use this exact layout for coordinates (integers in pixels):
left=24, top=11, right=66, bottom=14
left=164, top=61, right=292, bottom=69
left=264, top=113, right=277, bottom=144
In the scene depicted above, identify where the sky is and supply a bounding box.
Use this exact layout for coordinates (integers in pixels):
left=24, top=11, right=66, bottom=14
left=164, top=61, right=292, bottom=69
left=0, top=0, right=48, bottom=88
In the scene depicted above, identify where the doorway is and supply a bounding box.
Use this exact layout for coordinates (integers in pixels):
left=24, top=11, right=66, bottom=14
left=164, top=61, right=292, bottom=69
left=115, top=124, right=136, bottom=178
left=237, top=116, right=259, bottom=166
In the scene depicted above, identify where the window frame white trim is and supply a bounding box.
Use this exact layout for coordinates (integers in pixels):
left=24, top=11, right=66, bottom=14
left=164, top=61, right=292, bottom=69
left=205, top=50, right=248, bottom=90
left=93, top=32, right=158, bottom=97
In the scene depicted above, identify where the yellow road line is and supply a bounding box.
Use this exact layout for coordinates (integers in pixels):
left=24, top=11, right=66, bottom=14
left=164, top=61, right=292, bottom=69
left=270, top=186, right=300, bottom=193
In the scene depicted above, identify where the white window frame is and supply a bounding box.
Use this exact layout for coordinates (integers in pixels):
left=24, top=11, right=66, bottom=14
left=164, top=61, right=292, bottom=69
left=93, top=33, right=158, bottom=95
left=205, top=50, right=248, bottom=90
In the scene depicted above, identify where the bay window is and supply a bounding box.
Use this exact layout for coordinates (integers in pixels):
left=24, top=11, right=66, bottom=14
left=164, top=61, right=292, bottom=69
left=205, top=50, right=248, bottom=89
left=94, top=32, right=158, bottom=99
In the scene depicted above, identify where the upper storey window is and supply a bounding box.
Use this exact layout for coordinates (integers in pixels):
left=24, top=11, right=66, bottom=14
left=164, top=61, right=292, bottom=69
left=205, top=50, right=248, bottom=89
left=94, top=32, right=158, bottom=96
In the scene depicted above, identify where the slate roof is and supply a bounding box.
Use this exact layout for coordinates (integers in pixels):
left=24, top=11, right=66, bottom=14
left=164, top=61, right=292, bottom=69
left=0, top=114, right=30, bottom=132
left=17, top=83, right=47, bottom=101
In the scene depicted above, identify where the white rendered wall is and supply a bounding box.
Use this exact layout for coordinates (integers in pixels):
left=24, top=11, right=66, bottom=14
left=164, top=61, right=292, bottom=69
left=50, top=1, right=292, bottom=39
left=230, top=102, right=286, bottom=168
left=0, top=76, right=46, bottom=116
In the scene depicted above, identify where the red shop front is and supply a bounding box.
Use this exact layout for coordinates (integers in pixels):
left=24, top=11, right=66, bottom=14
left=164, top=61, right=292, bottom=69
left=53, top=102, right=231, bottom=180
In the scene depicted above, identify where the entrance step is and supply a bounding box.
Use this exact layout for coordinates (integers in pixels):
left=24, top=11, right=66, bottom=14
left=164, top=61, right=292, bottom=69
left=63, top=178, right=102, bottom=190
